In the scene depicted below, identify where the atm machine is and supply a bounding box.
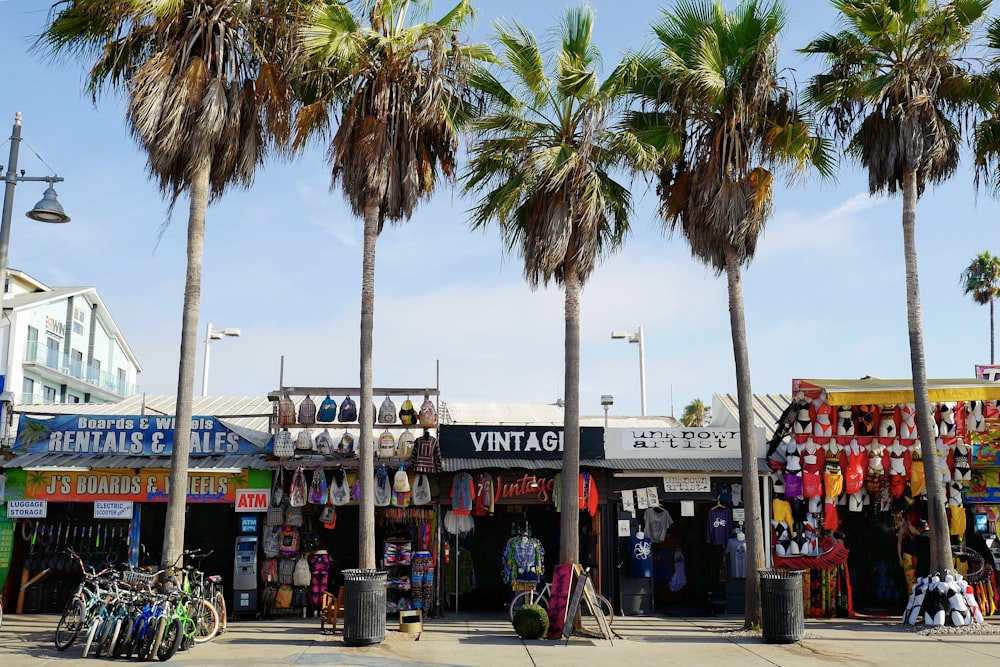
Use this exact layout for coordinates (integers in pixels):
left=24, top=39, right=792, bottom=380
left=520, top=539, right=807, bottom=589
left=234, top=535, right=259, bottom=614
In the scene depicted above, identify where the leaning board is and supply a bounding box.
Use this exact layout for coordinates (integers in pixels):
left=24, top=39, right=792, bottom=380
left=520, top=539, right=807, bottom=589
left=561, top=567, right=588, bottom=639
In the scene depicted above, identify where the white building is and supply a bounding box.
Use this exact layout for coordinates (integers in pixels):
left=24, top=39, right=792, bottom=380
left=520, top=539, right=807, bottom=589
left=0, top=269, right=141, bottom=404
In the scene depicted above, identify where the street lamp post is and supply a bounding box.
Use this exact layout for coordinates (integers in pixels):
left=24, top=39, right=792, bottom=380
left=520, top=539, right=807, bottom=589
left=201, top=322, right=241, bottom=396
left=2, top=112, right=70, bottom=299
left=611, top=327, right=646, bottom=416
left=601, top=394, right=614, bottom=429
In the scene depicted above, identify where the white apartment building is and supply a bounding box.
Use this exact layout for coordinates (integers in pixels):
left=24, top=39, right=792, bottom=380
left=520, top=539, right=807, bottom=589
left=0, top=269, right=141, bottom=404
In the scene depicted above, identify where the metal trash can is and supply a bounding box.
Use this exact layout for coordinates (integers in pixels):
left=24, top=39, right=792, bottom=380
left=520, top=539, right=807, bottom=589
left=759, top=569, right=804, bottom=644
left=342, top=569, right=388, bottom=647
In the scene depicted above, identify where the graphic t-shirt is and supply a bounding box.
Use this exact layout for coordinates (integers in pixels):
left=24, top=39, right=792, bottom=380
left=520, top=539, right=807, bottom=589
left=726, top=537, right=747, bottom=579
left=706, top=506, right=732, bottom=546
left=629, top=535, right=653, bottom=578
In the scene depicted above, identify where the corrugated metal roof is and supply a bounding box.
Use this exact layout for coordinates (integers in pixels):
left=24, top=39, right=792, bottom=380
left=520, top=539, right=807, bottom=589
left=711, top=393, right=794, bottom=433
left=13, top=396, right=273, bottom=431
left=439, top=401, right=681, bottom=427
left=601, top=457, right=770, bottom=473
left=0, top=452, right=267, bottom=470
left=442, top=458, right=608, bottom=472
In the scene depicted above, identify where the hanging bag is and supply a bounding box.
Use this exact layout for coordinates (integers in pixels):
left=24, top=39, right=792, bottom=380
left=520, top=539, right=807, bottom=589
left=329, top=467, right=351, bottom=506
left=374, top=465, right=391, bottom=506
left=378, top=396, right=398, bottom=424
left=319, top=487, right=337, bottom=526
left=271, top=466, right=285, bottom=507
left=297, top=396, right=317, bottom=425
left=273, top=428, right=294, bottom=458
left=399, top=397, right=418, bottom=425
left=418, top=394, right=437, bottom=427
left=338, top=396, right=358, bottom=422
left=397, top=429, right=415, bottom=459
left=278, top=526, right=300, bottom=558
left=315, top=429, right=334, bottom=455
left=378, top=430, right=396, bottom=458
left=289, top=466, right=308, bottom=508
left=296, top=428, right=314, bottom=452
left=275, top=584, right=293, bottom=608
left=309, top=465, right=328, bottom=505
left=262, top=526, right=281, bottom=558
left=412, top=474, right=432, bottom=505
left=267, top=498, right=286, bottom=528
left=293, top=557, right=311, bottom=586
left=277, top=395, right=296, bottom=426
left=316, top=395, right=338, bottom=423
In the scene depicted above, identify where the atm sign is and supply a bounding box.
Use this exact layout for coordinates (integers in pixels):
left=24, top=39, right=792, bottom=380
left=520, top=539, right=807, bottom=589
left=235, top=489, right=269, bottom=513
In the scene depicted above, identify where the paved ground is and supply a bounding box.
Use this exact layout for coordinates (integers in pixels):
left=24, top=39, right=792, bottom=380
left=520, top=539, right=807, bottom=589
left=3, top=610, right=1000, bottom=666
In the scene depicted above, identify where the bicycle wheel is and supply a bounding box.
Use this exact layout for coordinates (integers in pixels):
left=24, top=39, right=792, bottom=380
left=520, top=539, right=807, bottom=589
left=55, top=600, right=86, bottom=651
left=508, top=590, right=539, bottom=623
left=95, top=616, right=117, bottom=657
left=112, top=617, right=134, bottom=658
left=156, top=618, right=182, bottom=661
left=213, top=589, right=228, bottom=634
left=139, top=617, right=164, bottom=662
left=188, top=597, right=220, bottom=643
left=578, top=594, right=615, bottom=628
left=81, top=616, right=101, bottom=658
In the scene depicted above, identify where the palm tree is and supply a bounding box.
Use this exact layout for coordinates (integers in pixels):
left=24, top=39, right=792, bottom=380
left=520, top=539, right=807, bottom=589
left=802, top=0, right=990, bottom=575
left=37, top=0, right=314, bottom=568
left=960, top=252, right=1000, bottom=363
left=294, top=0, right=483, bottom=569
left=681, top=398, right=711, bottom=427
left=463, top=5, right=633, bottom=564
left=627, top=0, right=832, bottom=626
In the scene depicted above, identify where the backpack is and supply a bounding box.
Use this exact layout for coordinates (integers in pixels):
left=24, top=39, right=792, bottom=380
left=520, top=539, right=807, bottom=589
left=320, top=504, right=337, bottom=529
left=337, top=432, right=355, bottom=456
left=418, top=394, right=437, bottom=427
left=309, top=465, right=328, bottom=504
left=292, top=586, right=309, bottom=607
left=278, top=526, right=300, bottom=558
left=261, top=558, right=279, bottom=583
left=338, top=396, right=358, bottom=422
left=275, top=584, right=293, bottom=609
left=374, top=465, right=391, bottom=506
left=412, top=474, right=432, bottom=505
left=267, top=497, right=286, bottom=528
left=289, top=466, right=307, bottom=507
left=271, top=466, right=285, bottom=506
left=293, top=557, right=312, bottom=586
left=273, top=428, right=294, bottom=458
left=378, top=430, right=396, bottom=458
left=316, top=395, right=338, bottom=423
left=397, top=430, right=415, bottom=459
left=262, top=526, right=281, bottom=558
left=329, top=469, right=351, bottom=506
left=296, top=428, right=314, bottom=452
left=278, top=556, right=296, bottom=584
left=399, top=398, right=418, bottom=425
left=277, top=395, right=296, bottom=426
left=393, top=465, right=411, bottom=493
left=378, top=396, right=398, bottom=424
left=315, top=429, right=334, bottom=455
left=285, top=503, right=303, bottom=527
left=261, top=583, right=279, bottom=606
left=297, top=396, right=317, bottom=425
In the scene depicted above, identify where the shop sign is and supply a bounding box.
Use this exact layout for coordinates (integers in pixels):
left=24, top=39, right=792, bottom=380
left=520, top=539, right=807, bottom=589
left=494, top=474, right=556, bottom=503
left=976, top=365, right=1000, bottom=381
left=235, top=489, right=269, bottom=513
left=663, top=476, right=711, bottom=493
left=0, top=472, right=5, bottom=503
left=7, top=499, right=47, bottom=518
left=240, top=516, right=258, bottom=534
left=15, top=414, right=270, bottom=456
left=439, top=425, right=604, bottom=460
left=21, top=468, right=250, bottom=503
left=606, top=427, right=765, bottom=459
left=94, top=501, right=133, bottom=519
left=0, top=517, right=13, bottom=593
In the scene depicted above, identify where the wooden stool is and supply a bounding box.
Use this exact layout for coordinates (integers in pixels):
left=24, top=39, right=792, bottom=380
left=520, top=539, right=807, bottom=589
left=320, top=587, right=344, bottom=634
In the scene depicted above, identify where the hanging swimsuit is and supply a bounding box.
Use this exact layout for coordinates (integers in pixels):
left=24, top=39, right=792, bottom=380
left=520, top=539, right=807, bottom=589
left=837, top=406, right=855, bottom=436
left=899, top=404, right=918, bottom=439
left=866, top=443, right=887, bottom=494
left=888, top=442, right=908, bottom=498
left=935, top=439, right=952, bottom=482
left=813, top=402, right=834, bottom=437
left=968, top=401, right=986, bottom=432
left=802, top=444, right=824, bottom=498
left=909, top=446, right=926, bottom=497
left=938, top=404, right=957, bottom=436
left=843, top=443, right=867, bottom=495
left=793, top=406, right=812, bottom=434
left=878, top=405, right=897, bottom=438
left=854, top=404, right=877, bottom=437
left=953, top=442, right=971, bottom=481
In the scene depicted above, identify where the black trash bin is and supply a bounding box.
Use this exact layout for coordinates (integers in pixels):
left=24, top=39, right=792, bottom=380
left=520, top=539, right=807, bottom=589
left=759, top=569, right=804, bottom=644
left=342, top=569, right=387, bottom=647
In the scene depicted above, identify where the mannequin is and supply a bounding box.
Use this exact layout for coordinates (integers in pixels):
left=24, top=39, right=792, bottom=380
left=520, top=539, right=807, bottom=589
left=939, top=402, right=957, bottom=436
left=899, top=403, right=918, bottom=440
left=309, top=549, right=331, bottom=614
left=792, top=392, right=812, bottom=436
left=836, top=404, right=855, bottom=437
left=878, top=404, right=897, bottom=438
left=812, top=391, right=833, bottom=438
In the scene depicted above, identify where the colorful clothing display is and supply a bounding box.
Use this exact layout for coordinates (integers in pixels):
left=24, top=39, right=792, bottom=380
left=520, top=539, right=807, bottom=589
left=472, top=473, right=494, bottom=516
left=450, top=473, right=474, bottom=515
left=410, top=432, right=442, bottom=473
left=552, top=472, right=600, bottom=516
left=502, top=535, right=545, bottom=591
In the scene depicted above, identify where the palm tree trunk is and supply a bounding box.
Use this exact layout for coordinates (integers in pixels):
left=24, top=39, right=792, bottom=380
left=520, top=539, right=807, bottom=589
left=162, top=159, right=209, bottom=570
left=901, top=166, right=950, bottom=573
left=358, top=199, right=378, bottom=570
left=560, top=270, right=581, bottom=564
left=724, top=248, right=765, bottom=629
left=991, top=298, right=995, bottom=365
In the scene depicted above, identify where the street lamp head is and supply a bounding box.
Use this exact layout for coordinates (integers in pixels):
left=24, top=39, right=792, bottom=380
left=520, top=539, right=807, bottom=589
left=26, top=185, right=70, bottom=223
left=610, top=330, right=630, bottom=339
left=601, top=394, right=614, bottom=407
left=220, top=328, right=241, bottom=337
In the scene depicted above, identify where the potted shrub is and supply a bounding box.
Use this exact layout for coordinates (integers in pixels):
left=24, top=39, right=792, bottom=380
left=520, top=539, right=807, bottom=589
left=512, top=604, right=549, bottom=640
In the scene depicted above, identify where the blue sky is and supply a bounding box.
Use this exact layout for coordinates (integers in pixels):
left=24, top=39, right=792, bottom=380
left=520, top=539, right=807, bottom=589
left=2, top=0, right=999, bottom=419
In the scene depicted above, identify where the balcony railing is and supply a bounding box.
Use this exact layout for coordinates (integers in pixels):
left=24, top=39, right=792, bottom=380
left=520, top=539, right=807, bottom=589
left=23, top=342, right=138, bottom=398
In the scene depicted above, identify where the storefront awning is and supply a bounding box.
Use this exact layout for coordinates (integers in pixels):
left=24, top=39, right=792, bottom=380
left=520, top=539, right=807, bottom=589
left=603, top=457, right=770, bottom=474
left=794, top=378, right=1000, bottom=406
left=442, top=458, right=608, bottom=472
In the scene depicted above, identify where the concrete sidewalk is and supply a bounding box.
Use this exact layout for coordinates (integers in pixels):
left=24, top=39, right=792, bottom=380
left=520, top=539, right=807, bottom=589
left=3, top=611, right=1000, bottom=666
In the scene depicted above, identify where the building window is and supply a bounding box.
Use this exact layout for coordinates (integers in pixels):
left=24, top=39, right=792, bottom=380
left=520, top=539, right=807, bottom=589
left=73, top=307, right=85, bottom=335
left=22, top=377, right=34, bottom=402
left=26, top=326, right=38, bottom=362
left=43, top=386, right=57, bottom=403
left=71, top=349, right=83, bottom=377
left=46, top=337, right=59, bottom=368
left=67, top=394, right=80, bottom=404
left=117, top=367, right=127, bottom=395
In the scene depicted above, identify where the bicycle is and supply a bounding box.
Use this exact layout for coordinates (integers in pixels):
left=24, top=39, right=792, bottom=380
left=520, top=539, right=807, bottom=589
left=54, top=548, right=115, bottom=651
left=508, top=577, right=615, bottom=627
left=179, top=549, right=225, bottom=640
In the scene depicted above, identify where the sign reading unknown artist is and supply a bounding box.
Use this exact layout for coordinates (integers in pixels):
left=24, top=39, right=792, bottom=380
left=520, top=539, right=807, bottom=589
left=15, top=415, right=268, bottom=456
left=605, top=427, right=766, bottom=459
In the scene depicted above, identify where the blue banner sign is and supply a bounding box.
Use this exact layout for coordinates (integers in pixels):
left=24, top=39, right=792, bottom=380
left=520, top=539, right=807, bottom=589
left=16, top=415, right=269, bottom=456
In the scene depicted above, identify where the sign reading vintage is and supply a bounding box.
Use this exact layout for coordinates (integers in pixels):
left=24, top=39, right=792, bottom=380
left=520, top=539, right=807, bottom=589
left=439, top=425, right=604, bottom=460
left=22, top=468, right=248, bottom=503
left=15, top=415, right=269, bottom=456
left=605, top=427, right=765, bottom=459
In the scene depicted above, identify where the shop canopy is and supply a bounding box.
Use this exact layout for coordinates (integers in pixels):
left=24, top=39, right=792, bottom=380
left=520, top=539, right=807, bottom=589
left=793, top=378, right=1000, bottom=406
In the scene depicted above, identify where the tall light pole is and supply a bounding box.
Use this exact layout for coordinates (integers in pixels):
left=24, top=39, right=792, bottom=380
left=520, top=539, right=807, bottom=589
left=201, top=322, right=241, bottom=396
left=601, top=394, right=614, bottom=429
left=2, top=113, right=70, bottom=299
left=611, top=327, right=646, bottom=416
